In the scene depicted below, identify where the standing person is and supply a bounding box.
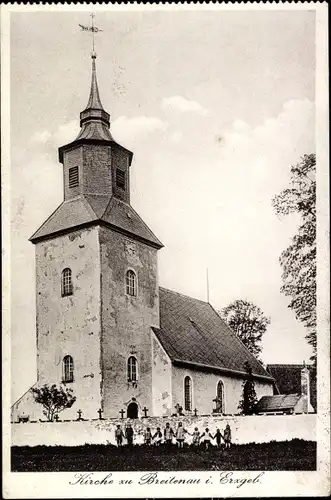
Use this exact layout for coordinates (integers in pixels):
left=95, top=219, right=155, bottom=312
left=200, top=428, right=213, bottom=450
left=115, top=424, right=124, bottom=447
left=175, top=422, right=187, bottom=448
left=214, top=428, right=224, bottom=448
left=164, top=422, right=174, bottom=446
left=191, top=427, right=201, bottom=448
left=153, top=427, right=162, bottom=446
left=144, top=427, right=153, bottom=446
left=224, top=423, right=232, bottom=448
left=125, top=423, right=134, bottom=447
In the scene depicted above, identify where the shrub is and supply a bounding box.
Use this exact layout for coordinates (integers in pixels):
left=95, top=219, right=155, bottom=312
left=32, top=384, right=76, bottom=422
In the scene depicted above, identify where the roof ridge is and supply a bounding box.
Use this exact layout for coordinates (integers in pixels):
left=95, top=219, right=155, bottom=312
left=101, top=197, right=163, bottom=248
left=81, top=195, right=99, bottom=219
left=98, top=194, right=114, bottom=219
left=159, top=286, right=208, bottom=304
left=267, top=363, right=310, bottom=367
left=117, top=199, right=163, bottom=247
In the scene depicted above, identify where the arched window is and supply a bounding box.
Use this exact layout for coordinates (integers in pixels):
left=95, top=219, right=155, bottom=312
left=216, top=380, right=225, bottom=413
left=184, top=376, right=192, bottom=411
left=61, top=268, right=73, bottom=297
left=63, top=355, right=74, bottom=383
left=127, top=356, right=138, bottom=382
left=126, top=270, right=137, bottom=297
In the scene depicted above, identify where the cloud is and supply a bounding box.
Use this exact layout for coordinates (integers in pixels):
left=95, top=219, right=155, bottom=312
left=112, top=115, right=168, bottom=143
left=30, top=130, right=52, bottom=144
left=169, top=130, right=183, bottom=144
left=52, top=120, right=79, bottom=147
left=29, top=114, right=170, bottom=153
left=162, top=95, right=209, bottom=116
left=232, top=119, right=251, bottom=134
left=28, top=120, right=79, bottom=152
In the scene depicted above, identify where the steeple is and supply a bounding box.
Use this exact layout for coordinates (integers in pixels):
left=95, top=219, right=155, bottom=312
left=58, top=51, right=124, bottom=164
left=75, top=53, right=114, bottom=143
left=38, top=48, right=162, bottom=250
left=85, top=53, right=103, bottom=109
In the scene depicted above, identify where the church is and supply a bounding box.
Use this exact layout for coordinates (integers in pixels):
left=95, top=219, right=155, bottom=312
left=11, top=52, right=274, bottom=422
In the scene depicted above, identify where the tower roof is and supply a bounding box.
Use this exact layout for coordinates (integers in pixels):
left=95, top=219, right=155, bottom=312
left=29, top=196, right=163, bottom=249
left=77, top=53, right=113, bottom=141
left=36, top=50, right=160, bottom=248
left=58, top=53, right=129, bottom=163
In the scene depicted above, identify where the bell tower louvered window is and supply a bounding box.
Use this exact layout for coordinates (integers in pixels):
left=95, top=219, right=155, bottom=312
left=116, top=168, right=126, bottom=190
left=69, top=166, right=79, bottom=188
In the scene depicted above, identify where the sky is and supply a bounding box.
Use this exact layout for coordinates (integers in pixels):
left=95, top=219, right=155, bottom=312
left=10, top=9, right=316, bottom=403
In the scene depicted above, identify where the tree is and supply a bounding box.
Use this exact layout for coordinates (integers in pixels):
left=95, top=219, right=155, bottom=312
left=272, top=154, right=316, bottom=363
left=32, top=384, right=76, bottom=421
left=221, top=299, right=270, bottom=359
left=238, top=362, right=258, bottom=415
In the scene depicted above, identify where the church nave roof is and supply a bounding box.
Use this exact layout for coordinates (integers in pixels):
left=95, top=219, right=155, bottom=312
left=153, top=287, right=274, bottom=381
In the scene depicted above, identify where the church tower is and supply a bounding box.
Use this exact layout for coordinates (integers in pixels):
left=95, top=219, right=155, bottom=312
left=29, top=52, right=163, bottom=419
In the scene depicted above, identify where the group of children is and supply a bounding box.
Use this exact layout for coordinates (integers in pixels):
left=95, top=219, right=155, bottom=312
left=114, top=422, right=232, bottom=449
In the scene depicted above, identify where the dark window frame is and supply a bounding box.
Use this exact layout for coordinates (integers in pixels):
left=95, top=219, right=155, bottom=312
left=116, top=168, right=126, bottom=190
left=216, top=380, right=225, bottom=413
left=63, top=355, right=74, bottom=383
left=184, top=376, right=192, bottom=411
left=126, top=270, right=137, bottom=297
left=69, top=166, right=79, bottom=188
left=127, top=356, right=138, bottom=382
left=61, top=268, right=73, bottom=297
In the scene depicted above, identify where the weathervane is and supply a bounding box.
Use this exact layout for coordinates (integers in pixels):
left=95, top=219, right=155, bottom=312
left=79, top=13, right=103, bottom=57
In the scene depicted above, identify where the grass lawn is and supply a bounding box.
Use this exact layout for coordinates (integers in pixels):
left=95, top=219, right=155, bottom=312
left=11, top=439, right=316, bottom=472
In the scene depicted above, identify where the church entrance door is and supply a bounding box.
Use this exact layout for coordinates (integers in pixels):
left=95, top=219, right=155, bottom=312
left=127, top=402, right=138, bottom=419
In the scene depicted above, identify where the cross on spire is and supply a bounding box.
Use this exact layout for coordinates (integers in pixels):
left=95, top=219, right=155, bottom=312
left=91, top=13, right=96, bottom=54
left=79, top=12, right=103, bottom=59
left=75, top=15, right=113, bottom=144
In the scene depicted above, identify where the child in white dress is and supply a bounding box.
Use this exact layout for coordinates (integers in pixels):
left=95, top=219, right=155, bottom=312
left=200, top=427, right=213, bottom=450
left=176, top=422, right=188, bottom=448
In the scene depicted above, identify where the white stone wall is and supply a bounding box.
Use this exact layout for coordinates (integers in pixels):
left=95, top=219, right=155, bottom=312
left=99, top=227, right=160, bottom=418
left=11, top=385, right=43, bottom=422
left=172, top=366, right=274, bottom=415
left=151, top=332, right=172, bottom=416
left=11, top=414, right=316, bottom=447
left=34, top=227, right=102, bottom=420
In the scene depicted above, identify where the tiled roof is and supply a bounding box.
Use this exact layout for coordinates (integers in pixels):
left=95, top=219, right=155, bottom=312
left=154, top=288, right=273, bottom=381
left=29, top=197, right=98, bottom=241
left=75, top=121, right=114, bottom=141
left=255, top=394, right=301, bottom=412
left=102, top=198, right=163, bottom=248
left=30, top=195, right=163, bottom=248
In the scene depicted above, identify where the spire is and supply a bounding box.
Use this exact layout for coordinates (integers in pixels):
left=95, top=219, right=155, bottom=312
left=75, top=53, right=114, bottom=142
left=85, top=52, right=104, bottom=110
